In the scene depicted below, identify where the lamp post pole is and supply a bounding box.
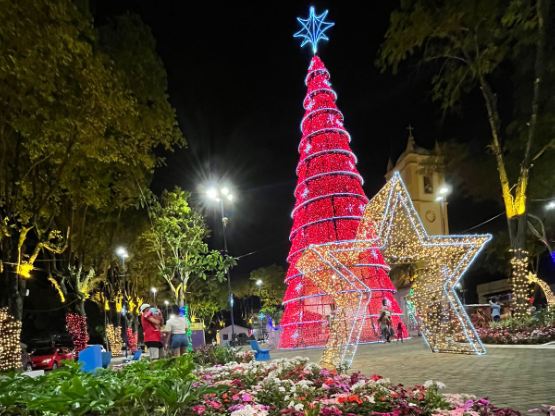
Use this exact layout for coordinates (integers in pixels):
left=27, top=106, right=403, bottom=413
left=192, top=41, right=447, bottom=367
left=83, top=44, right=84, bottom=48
left=220, top=198, right=236, bottom=344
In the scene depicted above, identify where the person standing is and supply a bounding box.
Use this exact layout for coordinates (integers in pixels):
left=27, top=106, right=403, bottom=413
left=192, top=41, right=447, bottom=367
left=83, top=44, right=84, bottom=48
left=396, top=322, right=404, bottom=343
left=164, top=305, right=189, bottom=357
left=140, top=303, right=164, bottom=361
left=378, top=311, right=391, bottom=343
left=489, top=297, right=501, bottom=322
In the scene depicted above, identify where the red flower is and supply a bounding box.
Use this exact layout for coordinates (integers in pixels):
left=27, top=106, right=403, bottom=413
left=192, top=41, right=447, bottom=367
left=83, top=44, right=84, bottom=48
left=371, top=374, right=384, bottom=381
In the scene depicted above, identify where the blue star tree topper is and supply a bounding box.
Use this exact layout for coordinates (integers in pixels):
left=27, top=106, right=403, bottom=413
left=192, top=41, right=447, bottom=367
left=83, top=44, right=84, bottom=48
left=294, top=7, right=334, bottom=54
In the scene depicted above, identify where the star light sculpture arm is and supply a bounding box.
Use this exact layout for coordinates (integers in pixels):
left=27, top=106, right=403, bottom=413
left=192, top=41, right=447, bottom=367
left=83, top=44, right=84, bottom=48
left=360, top=173, right=491, bottom=355
left=295, top=242, right=373, bottom=370
left=526, top=273, right=555, bottom=308
left=295, top=173, right=491, bottom=369
left=294, top=7, right=334, bottom=54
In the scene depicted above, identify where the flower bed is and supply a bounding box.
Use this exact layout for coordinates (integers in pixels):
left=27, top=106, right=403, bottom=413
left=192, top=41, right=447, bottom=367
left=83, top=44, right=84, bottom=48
left=191, top=357, right=522, bottom=416
left=477, top=323, right=555, bottom=344
left=476, top=311, right=555, bottom=345
left=0, top=353, right=528, bottom=415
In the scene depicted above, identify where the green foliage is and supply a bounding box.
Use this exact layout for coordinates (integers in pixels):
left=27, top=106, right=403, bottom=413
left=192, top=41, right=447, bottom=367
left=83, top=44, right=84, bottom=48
left=0, top=0, right=184, bottom=321
left=189, top=345, right=249, bottom=367
left=249, top=265, right=286, bottom=308
left=0, top=355, right=221, bottom=416
left=140, top=188, right=236, bottom=305
left=490, top=308, right=555, bottom=329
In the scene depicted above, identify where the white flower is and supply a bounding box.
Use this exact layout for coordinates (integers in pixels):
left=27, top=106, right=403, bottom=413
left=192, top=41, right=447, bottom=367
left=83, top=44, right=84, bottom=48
left=351, top=380, right=366, bottom=391
left=424, top=380, right=446, bottom=389
left=294, top=404, right=304, bottom=411
left=284, top=395, right=290, bottom=401
left=279, top=387, right=285, bottom=392
left=364, top=395, right=376, bottom=403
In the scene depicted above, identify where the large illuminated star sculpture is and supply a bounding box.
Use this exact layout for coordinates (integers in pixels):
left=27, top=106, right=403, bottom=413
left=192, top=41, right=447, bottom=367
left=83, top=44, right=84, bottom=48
left=294, top=7, right=334, bottom=54
left=295, top=173, right=491, bottom=369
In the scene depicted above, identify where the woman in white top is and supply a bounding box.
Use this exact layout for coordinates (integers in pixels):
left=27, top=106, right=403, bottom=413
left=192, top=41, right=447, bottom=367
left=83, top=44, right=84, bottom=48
left=164, top=305, right=189, bottom=356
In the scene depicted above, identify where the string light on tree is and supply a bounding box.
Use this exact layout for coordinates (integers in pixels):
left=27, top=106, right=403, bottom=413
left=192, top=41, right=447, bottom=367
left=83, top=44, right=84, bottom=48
left=65, top=313, right=89, bottom=355
left=0, top=307, right=22, bottom=371
left=106, top=324, right=123, bottom=357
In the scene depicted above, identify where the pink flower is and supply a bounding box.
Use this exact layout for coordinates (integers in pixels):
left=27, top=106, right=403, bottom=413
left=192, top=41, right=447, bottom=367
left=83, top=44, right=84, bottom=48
left=242, top=393, right=253, bottom=402
left=193, top=405, right=206, bottom=415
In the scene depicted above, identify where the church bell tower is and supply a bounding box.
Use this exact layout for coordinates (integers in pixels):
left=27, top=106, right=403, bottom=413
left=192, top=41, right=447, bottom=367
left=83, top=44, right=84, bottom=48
left=385, top=126, right=449, bottom=235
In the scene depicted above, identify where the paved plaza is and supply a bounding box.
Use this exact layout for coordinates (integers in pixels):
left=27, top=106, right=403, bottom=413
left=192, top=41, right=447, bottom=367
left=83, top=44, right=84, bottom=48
left=271, top=339, right=555, bottom=412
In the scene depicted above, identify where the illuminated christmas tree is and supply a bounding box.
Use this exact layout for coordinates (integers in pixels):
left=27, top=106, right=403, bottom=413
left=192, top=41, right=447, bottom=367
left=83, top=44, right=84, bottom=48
left=279, top=8, right=407, bottom=348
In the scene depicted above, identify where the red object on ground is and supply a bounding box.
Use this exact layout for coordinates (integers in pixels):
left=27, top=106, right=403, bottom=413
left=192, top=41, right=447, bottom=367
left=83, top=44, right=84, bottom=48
left=29, top=346, right=74, bottom=370
left=279, top=56, right=407, bottom=348
left=65, top=313, right=89, bottom=354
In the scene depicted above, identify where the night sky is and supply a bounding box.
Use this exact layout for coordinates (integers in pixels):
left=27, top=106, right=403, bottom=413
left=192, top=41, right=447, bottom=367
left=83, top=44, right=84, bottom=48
left=93, top=1, right=505, bottom=286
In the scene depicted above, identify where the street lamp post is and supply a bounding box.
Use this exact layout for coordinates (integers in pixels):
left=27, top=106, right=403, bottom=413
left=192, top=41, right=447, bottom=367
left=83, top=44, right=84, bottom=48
left=164, top=300, right=169, bottom=317
left=256, top=279, right=262, bottom=295
left=436, top=185, right=451, bottom=235
left=116, top=247, right=130, bottom=357
left=151, top=287, right=157, bottom=303
left=207, top=186, right=236, bottom=344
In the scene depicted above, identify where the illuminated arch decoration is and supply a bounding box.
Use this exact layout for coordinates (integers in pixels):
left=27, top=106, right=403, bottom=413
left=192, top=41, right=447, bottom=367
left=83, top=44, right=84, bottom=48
left=294, top=173, right=491, bottom=367
left=526, top=272, right=555, bottom=308
left=360, top=173, right=491, bottom=355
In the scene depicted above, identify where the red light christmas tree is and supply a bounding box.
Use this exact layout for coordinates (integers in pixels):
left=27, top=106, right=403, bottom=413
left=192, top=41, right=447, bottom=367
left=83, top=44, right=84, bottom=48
left=279, top=55, right=408, bottom=348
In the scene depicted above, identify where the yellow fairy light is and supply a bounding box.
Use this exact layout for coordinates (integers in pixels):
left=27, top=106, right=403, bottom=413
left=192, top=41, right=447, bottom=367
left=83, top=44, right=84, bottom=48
left=48, top=277, right=65, bottom=303
left=106, top=324, right=123, bottom=357
left=104, top=300, right=110, bottom=311
left=526, top=272, right=555, bottom=308
left=295, top=173, right=491, bottom=367
left=0, top=307, right=22, bottom=371
left=17, top=262, right=33, bottom=279
left=115, top=292, right=123, bottom=314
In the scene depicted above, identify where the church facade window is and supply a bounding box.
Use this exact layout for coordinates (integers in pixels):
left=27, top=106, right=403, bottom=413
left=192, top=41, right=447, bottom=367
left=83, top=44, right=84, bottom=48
left=423, top=176, right=433, bottom=194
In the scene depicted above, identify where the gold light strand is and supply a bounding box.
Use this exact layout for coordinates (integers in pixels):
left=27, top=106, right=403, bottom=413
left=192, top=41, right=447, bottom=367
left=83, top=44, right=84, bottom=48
left=106, top=324, right=123, bottom=357
left=115, top=292, right=123, bottom=314
left=0, top=307, right=22, bottom=371
left=48, top=277, right=65, bottom=303
left=510, top=248, right=529, bottom=318
left=526, top=272, right=555, bottom=308
left=359, top=174, right=490, bottom=355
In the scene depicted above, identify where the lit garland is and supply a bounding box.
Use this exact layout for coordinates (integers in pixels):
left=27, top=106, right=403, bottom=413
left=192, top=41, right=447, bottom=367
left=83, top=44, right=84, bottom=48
left=526, top=272, right=555, bottom=308
left=295, top=244, right=373, bottom=370
left=360, top=173, right=490, bottom=355
left=48, top=277, right=65, bottom=303
left=126, top=328, right=138, bottom=354
left=106, top=324, right=123, bottom=357
left=294, top=173, right=491, bottom=362
left=510, top=248, right=530, bottom=318
left=65, top=313, right=89, bottom=354
left=280, top=54, right=407, bottom=349
left=0, top=307, right=22, bottom=371
left=17, top=262, right=33, bottom=278
left=183, top=306, right=193, bottom=352
left=115, top=292, right=123, bottom=314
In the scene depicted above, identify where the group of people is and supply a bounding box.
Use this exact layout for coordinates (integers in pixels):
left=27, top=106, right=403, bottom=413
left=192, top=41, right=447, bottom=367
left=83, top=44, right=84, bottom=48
left=378, top=299, right=404, bottom=343
left=139, top=303, right=190, bottom=361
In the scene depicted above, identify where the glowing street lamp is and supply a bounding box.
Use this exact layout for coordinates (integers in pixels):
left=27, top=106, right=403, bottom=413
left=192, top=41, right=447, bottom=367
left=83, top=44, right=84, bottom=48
left=151, top=287, right=157, bottom=303
left=436, top=185, right=452, bottom=235
left=256, top=279, right=262, bottom=295
left=547, top=201, right=555, bottom=210
left=164, top=300, right=169, bottom=316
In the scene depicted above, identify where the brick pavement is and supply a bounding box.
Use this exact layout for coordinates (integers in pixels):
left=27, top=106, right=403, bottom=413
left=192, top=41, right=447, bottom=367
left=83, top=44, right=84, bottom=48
left=271, top=339, right=555, bottom=412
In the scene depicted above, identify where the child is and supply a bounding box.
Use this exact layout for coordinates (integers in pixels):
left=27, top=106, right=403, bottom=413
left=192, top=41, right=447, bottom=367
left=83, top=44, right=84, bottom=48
left=144, top=305, right=164, bottom=331
left=396, top=322, right=404, bottom=343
